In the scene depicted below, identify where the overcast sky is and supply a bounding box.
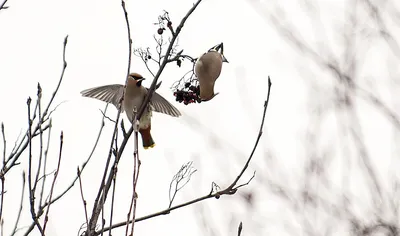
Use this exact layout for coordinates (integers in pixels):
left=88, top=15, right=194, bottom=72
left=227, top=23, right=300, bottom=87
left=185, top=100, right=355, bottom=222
left=1, top=0, right=399, bottom=235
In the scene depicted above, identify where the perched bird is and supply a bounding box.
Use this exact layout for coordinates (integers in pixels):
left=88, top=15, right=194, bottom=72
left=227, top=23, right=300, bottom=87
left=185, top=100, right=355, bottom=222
left=195, top=43, right=229, bottom=101
left=81, top=73, right=181, bottom=149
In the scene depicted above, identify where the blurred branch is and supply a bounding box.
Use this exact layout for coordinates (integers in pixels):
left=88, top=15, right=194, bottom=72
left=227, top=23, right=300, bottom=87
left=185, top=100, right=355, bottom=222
left=0, top=0, right=8, bottom=10
left=99, top=77, right=272, bottom=234
left=237, top=222, right=243, bottom=236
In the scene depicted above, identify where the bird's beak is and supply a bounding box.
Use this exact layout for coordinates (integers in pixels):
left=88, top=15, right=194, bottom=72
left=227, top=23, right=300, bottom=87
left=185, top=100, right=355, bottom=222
left=222, top=55, right=229, bottom=63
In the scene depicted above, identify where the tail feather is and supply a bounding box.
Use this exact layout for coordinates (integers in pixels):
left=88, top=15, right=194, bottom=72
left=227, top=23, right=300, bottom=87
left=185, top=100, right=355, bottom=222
left=139, top=126, right=155, bottom=149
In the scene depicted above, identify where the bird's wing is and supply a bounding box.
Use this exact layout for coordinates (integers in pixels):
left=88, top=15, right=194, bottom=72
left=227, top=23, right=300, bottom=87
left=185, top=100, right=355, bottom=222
left=148, top=90, right=181, bottom=117
left=81, top=84, right=125, bottom=110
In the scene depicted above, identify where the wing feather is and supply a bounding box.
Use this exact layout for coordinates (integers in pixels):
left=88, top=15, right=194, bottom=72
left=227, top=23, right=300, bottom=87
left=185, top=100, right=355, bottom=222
left=149, top=91, right=181, bottom=117
left=80, top=84, right=124, bottom=110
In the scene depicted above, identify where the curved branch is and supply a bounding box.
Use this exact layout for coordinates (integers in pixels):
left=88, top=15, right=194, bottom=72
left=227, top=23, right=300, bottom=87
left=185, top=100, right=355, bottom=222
left=97, top=77, right=272, bottom=235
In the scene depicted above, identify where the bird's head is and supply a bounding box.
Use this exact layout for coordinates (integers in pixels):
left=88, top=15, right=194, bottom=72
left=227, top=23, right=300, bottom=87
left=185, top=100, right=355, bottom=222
left=209, top=42, right=229, bottom=63
left=128, top=73, right=145, bottom=87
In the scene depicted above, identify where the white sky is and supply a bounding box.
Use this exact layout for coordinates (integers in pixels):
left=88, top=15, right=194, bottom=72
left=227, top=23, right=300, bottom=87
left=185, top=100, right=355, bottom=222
left=1, top=0, right=399, bottom=235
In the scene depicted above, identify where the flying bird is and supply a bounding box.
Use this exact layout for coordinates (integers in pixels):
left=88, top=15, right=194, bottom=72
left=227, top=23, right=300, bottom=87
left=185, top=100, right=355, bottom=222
left=81, top=73, right=181, bottom=149
left=195, top=43, right=229, bottom=101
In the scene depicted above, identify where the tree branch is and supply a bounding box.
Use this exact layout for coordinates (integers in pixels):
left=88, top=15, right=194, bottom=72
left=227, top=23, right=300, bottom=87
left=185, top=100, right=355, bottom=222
left=97, top=77, right=272, bottom=234
left=86, top=2, right=204, bottom=235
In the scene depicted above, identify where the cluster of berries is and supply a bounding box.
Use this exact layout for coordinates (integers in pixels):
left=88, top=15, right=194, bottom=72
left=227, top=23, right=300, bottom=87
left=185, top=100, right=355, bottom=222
left=173, top=82, right=201, bottom=105
left=157, top=21, right=172, bottom=35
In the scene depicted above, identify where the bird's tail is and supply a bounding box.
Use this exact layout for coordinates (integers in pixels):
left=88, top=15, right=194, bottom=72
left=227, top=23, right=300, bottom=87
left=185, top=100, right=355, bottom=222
left=139, top=126, right=155, bottom=149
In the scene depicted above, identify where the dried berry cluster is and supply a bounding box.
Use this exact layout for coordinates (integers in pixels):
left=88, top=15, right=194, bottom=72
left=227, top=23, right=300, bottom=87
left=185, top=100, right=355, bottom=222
left=173, top=82, right=201, bottom=105
left=156, top=11, right=173, bottom=35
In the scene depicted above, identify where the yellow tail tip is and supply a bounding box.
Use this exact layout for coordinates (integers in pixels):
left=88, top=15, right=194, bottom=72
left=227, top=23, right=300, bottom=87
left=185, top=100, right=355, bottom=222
left=143, top=143, right=156, bottom=150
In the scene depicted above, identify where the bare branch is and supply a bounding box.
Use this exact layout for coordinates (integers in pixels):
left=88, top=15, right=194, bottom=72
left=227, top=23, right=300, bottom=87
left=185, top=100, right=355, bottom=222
left=169, top=161, right=197, bottom=208
left=0, top=0, right=8, bottom=10
left=77, top=167, right=89, bottom=232
left=1, top=35, right=68, bottom=180
left=1, top=123, right=5, bottom=168
left=136, top=0, right=203, bottom=120
left=33, top=83, right=44, bottom=197
left=98, top=78, right=272, bottom=234
left=10, top=172, right=25, bottom=236
left=39, top=119, right=52, bottom=207
left=227, top=77, right=271, bottom=189
left=237, top=222, right=243, bottom=236
left=87, top=2, right=204, bottom=235
left=42, top=131, right=63, bottom=233
left=27, top=96, right=44, bottom=235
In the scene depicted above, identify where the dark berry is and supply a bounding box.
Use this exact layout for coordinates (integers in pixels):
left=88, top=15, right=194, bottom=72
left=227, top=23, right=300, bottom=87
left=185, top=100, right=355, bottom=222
left=147, top=55, right=151, bottom=60
left=177, top=59, right=181, bottom=67
left=185, top=82, right=190, bottom=88
left=157, top=28, right=164, bottom=35
left=167, top=21, right=172, bottom=27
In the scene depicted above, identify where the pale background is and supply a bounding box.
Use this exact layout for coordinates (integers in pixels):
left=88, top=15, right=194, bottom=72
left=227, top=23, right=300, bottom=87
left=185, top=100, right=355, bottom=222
left=0, top=0, right=399, bottom=235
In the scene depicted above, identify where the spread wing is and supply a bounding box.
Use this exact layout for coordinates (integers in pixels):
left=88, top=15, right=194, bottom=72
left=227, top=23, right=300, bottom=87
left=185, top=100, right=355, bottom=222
left=81, top=84, right=125, bottom=111
left=149, top=91, right=181, bottom=117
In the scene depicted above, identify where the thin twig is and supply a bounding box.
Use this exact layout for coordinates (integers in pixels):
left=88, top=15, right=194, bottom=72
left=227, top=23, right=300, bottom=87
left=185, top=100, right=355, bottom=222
left=98, top=78, right=272, bottom=234
left=85, top=1, right=133, bottom=234
left=0, top=171, right=4, bottom=228
left=77, top=167, right=89, bottom=230
left=1, top=123, right=5, bottom=168
left=33, top=83, right=43, bottom=197
left=238, top=222, right=243, bottom=236
left=99, top=108, right=115, bottom=123
left=137, top=0, right=203, bottom=120
left=0, top=0, right=8, bottom=10
left=40, top=104, right=107, bottom=210
left=169, top=162, right=197, bottom=208
left=90, top=2, right=204, bottom=235
left=227, top=77, right=271, bottom=189
left=129, top=126, right=140, bottom=236
left=21, top=35, right=69, bottom=236
left=0, top=122, right=5, bottom=227
left=42, top=131, right=63, bottom=233
left=108, top=163, right=117, bottom=236
left=39, top=119, right=52, bottom=207
left=11, top=172, right=26, bottom=236
left=2, top=35, right=68, bottom=180
left=126, top=109, right=139, bottom=236
left=27, top=97, right=44, bottom=235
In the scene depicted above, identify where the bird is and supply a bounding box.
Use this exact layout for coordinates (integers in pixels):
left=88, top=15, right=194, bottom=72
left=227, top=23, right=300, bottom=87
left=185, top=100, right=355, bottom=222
left=195, top=43, right=229, bottom=101
left=80, top=73, right=181, bottom=149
